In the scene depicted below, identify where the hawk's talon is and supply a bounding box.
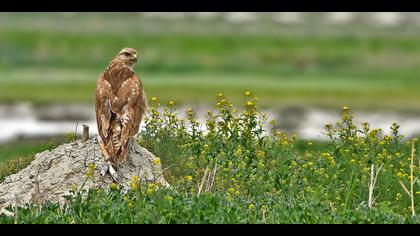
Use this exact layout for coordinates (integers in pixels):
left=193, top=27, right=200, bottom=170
left=111, top=172, right=119, bottom=183
left=106, top=161, right=119, bottom=183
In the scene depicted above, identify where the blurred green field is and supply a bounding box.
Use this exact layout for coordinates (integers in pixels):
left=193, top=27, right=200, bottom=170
left=1, top=13, right=420, bottom=111
left=0, top=141, right=46, bottom=162
left=0, top=137, right=62, bottom=162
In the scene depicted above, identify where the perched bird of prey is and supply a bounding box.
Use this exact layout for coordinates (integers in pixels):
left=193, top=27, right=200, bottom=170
left=95, top=48, right=147, bottom=176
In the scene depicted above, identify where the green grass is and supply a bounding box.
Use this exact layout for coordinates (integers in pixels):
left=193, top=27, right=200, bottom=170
left=1, top=188, right=417, bottom=224
left=1, top=13, right=420, bottom=110
left=2, top=70, right=420, bottom=110
left=0, top=139, right=58, bottom=182
left=0, top=139, right=59, bottom=163
left=0, top=155, right=35, bottom=184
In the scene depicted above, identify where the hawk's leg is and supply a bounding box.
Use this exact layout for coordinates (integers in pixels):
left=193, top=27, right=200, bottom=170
left=100, top=160, right=120, bottom=184
left=107, top=161, right=119, bottom=183
left=115, top=114, right=133, bottom=165
left=119, top=138, right=134, bottom=165
left=98, top=136, right=119, bottom=183
left=97, top=136, right=111, bottom=162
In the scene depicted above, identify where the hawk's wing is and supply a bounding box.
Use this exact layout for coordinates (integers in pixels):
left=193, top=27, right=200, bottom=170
left=117, top=73, right=147, bottom=146
left=95, top=73, right=113, bottom=142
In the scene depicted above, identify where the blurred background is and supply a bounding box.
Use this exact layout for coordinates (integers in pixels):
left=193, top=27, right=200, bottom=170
left=1, top=12, right=420, bottom=160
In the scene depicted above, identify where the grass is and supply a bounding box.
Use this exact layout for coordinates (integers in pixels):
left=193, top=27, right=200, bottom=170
left=0, top=139, right=58, bottom=182
left=2, top=70, right=420, bottom=111
left=0, top=93, right=419, bottom=223
left=1, top=13, right=420, bottom=110
left=1, top=188, right=417, bottom=224
left=0, top=155, right=35, bottom=184
left=0, top=139, right=57, bottom=163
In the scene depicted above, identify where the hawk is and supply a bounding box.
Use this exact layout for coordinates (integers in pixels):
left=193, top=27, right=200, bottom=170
left=95, top=48, right=147, bottom=172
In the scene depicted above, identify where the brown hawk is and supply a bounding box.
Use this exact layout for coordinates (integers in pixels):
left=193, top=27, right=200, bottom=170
left=95, top=48, right=147, bottom=171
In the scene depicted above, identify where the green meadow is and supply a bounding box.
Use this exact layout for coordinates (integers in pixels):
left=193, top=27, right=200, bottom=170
left=1, top=13, right=420, bottom=111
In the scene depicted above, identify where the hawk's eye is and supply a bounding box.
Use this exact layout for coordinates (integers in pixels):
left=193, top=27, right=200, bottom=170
left=123, top=52, right=130, bottom=57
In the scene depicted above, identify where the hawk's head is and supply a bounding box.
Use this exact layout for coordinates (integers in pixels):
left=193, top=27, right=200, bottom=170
left=116, top=48, right=138, bottom=67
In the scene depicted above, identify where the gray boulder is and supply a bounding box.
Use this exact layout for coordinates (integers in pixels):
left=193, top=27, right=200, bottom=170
left=0, top=136, right=168, bottom=214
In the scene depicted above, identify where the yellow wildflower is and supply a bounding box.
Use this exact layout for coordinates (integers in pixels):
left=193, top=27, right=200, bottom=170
left=153, top=158, right=161, bottom=165
left=185, top=175, right=193, bottom=182
left=228, top=187, right=235, bottom=195
left=130, top=175, right=139, bottom=191
left=165, top=195, right=173, bottom=202
left=123, top=196, right=129, bottom=203
left=110, top=182, right=118, bottom=190
left=256, top=150, right=265, bottom=158
left=146, top=187, right=154, bottom=195
left=71, top=184, right=77, bottom=193
left=261, top=205, right=267, bottom=211
left=409, top=175, right=414, bottom=181
left=85, top=163, right=95, bottom=178
left=235, top=147, right=242, bottom=157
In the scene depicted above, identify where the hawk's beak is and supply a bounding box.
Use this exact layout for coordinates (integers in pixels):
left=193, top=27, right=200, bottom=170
left=134, top=54, right=138, bottom=63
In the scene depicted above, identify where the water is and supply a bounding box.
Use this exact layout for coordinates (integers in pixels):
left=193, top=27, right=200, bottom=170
left=0, top=103, right=96, bottom=144
left=0, top=103, right=419, bottom=145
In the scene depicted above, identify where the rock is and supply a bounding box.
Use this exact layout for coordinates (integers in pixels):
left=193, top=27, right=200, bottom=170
left=0, top=136, right=168, bottom=214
